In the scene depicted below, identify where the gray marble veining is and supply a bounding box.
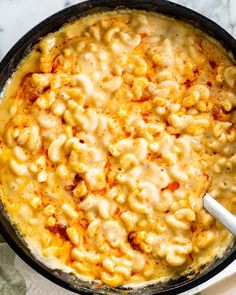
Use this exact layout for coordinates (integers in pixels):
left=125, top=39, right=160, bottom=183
left=175, top=0, right=235, bottom=35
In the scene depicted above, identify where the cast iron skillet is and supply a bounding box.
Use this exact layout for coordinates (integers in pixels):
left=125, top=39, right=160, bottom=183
left=0, top=0, right=236, bottom=294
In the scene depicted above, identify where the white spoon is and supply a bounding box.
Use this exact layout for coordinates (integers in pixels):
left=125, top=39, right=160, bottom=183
left=204, top=193, right=236, bottom=236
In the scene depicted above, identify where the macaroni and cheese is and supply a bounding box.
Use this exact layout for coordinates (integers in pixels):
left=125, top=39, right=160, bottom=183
left=0, top=10, right=236, bottom=287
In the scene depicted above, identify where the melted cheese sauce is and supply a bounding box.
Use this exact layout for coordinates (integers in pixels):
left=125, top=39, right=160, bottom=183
left=0, top=10, right=236, bottom=287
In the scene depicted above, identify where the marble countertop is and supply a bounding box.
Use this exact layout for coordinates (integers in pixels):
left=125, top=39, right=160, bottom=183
left=0, top=1, right=236, bottom=295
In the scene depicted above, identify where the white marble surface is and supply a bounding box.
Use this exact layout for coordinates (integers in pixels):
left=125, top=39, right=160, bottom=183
left=0, top=0, right=236, bottom=294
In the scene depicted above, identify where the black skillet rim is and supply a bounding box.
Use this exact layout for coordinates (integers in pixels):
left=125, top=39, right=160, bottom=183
left=0, top=0, right=236, bottom=294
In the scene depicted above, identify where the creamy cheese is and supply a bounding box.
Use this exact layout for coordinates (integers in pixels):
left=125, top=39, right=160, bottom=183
left=0, top=9, right=236, bottom=288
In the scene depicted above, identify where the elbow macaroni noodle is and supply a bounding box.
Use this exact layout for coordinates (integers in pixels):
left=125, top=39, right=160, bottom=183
left=0, top=9, right=236, bottom=287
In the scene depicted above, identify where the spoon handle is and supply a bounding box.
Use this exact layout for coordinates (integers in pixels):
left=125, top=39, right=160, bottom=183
left=204, top=193, right=236, bottom=237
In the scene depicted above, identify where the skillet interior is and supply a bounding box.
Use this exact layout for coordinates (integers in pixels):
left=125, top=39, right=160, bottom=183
left=0, top=0, right=236, bottom=294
